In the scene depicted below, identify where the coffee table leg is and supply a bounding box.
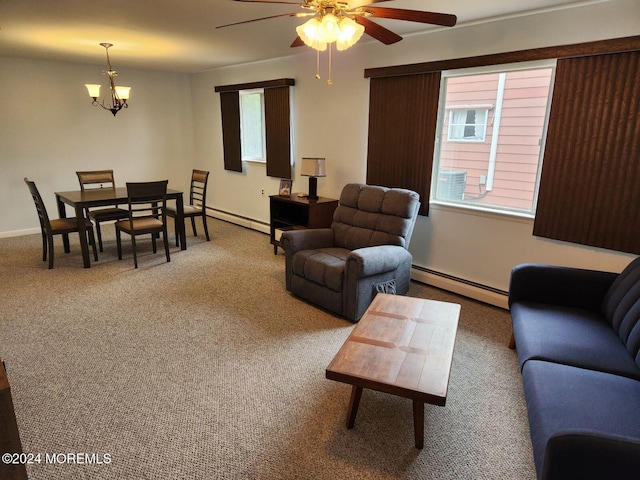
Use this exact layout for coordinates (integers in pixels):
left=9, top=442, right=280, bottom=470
left=413, top=399, right=425, bottom=449
left=346, top=386, right=363, bottom=429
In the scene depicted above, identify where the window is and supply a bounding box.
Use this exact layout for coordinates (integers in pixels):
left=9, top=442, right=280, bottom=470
left=447, top=108, right=489, bottom=142
left=432, top=61, right=555, bottom=216
left=239, top=90, right=265, bottom=162
left=217, top=78, right=294, bottom=178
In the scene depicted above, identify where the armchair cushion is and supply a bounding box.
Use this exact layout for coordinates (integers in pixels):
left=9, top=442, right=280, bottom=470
left=292, top=248, right=349, bottom=292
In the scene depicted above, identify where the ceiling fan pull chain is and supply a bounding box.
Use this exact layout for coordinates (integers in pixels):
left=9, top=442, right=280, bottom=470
left=327, top=44, right=333, bottom=85
left=316, top=49, right=321, bottom=80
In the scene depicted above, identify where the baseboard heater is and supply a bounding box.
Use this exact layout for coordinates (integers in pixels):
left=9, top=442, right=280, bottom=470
left=411, top=265, right=509, bottom=309
left=206, top=207, right=270, bottom=234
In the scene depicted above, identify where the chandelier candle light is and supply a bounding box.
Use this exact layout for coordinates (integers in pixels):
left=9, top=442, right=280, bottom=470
left=301, top=157, right=326, bottom=200
left=85, top=43, right=131, bottom=117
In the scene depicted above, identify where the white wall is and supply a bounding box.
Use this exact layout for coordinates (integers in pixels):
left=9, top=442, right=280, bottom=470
left=1, top=0, right=638, bottom=303
left=0, top=56, right=194, bottom=235
left=190, top=0, right=640, bottom=299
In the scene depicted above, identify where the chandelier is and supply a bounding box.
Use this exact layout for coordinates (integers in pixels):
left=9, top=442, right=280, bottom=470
left=85, top=43, right=131, bottom=117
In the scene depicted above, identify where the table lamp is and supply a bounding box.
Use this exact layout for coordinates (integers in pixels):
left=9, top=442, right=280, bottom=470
left=301, top=157, right=326, bottom=200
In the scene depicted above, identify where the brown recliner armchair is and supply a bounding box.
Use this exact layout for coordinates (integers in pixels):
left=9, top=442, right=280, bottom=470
left=281, top=183, right=420, bottom=322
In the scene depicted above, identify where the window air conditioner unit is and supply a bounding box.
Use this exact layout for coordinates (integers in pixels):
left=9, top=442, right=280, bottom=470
left=438, top=170, right=467, bottom=201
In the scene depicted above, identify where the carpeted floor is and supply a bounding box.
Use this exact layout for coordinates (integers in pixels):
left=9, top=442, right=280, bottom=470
left=0, top=218, right=535, bottom=479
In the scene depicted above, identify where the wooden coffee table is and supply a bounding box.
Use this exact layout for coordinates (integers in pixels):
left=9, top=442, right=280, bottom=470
left=326, top=293, right=460, bottom=449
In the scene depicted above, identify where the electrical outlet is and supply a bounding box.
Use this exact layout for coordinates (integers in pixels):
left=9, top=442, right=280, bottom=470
left=479, top=175, right=487, bottom=186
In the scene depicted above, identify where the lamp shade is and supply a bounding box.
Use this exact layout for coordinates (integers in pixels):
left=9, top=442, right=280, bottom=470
left=301, top=158, right=326, bottom=177
left=85, top=84, right=101, bottom=98
left=115, top=86, right=131, bottom=100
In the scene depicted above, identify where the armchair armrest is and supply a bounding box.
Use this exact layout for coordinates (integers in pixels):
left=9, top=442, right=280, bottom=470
left=508, top=263, right=617, bottom=312
left=347, top=245, right=411, bottom=277
left=280, top=228, right=334, bottom=254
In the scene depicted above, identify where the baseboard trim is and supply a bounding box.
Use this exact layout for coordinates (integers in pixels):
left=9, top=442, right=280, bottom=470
left=206, top=207, right=270, bottom=235
left=411, top=266, right=509, bottom=310
left=0, top=227, right=40, bottom=239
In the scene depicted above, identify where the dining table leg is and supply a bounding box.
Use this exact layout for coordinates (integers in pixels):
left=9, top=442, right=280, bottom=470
left=55, top=194, right=71, bottom=254
left=176, top=192, right=186, bottom=250
left=74, top=203, right=91, bottom=268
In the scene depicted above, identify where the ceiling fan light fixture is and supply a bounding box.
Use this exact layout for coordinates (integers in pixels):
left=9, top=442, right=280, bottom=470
left=336, top=17, right=364, bottom=51
left=296, top=18, right=327, bottom=51
left=297, top=13, right=364, bottom=52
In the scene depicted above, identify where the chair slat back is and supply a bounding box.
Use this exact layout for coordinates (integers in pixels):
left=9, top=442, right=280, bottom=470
left=76, top=170, right=116, bottom=190
left=190, top=169, right=209, bottom=209
left=24, top=178, right=52, bottom=235
left=126, top=180, right=169, bottom=220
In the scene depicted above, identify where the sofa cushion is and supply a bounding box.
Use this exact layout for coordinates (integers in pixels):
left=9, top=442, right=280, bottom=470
left=292, top=248, right=350, bottom=292
left=522, top=360, right=640, bottom=480
left=602, top=256, right=640, bottom=324
left=511, top=301, right=640, bottom=380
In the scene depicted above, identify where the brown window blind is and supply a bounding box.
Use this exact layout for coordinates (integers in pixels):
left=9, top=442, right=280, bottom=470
left=215, top=79, right=294, bottom=177
left=264, top=86, right=292, bottom=179
left=366, top=72, right=441, bottom=216
left=533, top=51, right=640, bottom=254
left=219, top=91, right=242, bottom=173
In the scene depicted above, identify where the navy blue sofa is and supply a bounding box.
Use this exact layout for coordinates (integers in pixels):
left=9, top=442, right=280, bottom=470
left=509, top=258, right=640, bottom=480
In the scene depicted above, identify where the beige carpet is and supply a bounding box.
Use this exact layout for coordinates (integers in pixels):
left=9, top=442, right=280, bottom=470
left=0, top=218, right=535, bottom=479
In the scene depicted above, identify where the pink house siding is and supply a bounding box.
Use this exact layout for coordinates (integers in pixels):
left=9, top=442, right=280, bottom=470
left=438, top=68, right=553, bottom=211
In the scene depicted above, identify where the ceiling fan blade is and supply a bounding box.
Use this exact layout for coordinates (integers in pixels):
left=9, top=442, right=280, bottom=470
left=364, top=7, right=457, bottom=27
left=232, top=0, right=301, bottom=4
left=291, top=36, right=305, bottom=48
left=216, top=12, right=304, bottom=28
left=348, top=0, right=393, bottom=7
left=356, top=16, right=402, bottom=45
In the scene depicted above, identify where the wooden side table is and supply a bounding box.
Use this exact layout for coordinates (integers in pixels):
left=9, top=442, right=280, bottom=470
left=269, top=195, right=338, bottom=254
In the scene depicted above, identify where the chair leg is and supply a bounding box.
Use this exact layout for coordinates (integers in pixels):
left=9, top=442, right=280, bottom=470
left=202, top=213, right=210, bottom=241
left=163, top=227, right=171, bottom=263
left=116, top=228, right=123, bottom=260
left=131, top=235, right=138, bottom=269
left=41, top=233, right=48, bottom=262
left=174, top=219, right=180, bottom=247
left=95, top=222, right=105, bottom=252
left=47, top=235, right=55, bottom=269
left=88, top=228, right=99, bottom=262
left=151, top=233, right=157, bottom=254
left=191, top=217, right=197, bottom=236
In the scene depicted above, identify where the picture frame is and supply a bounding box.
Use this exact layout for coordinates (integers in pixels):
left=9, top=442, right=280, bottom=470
left=279, top=179, right=292, bottom=196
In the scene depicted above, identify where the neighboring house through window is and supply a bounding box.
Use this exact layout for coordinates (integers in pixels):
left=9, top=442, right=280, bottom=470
left=433, top=61, right=555, bottom=216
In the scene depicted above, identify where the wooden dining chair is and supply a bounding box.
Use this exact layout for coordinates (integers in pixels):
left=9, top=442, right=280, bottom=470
left=24, top=178, right=98, bottom=269
left=114, top=180, right=170, bottom=269
left=166, top=169, right=210, bottom=247
left=76, top=170, right=129, bottom=252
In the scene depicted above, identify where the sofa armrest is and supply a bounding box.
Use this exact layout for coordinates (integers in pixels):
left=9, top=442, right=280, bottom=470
left=280, top=228, right=334, bottom=254
left=508, top=263, right=617, bottom=312
left=543, top=431, right=640, bottom=480
left=347, top=245, right=411, bottom=277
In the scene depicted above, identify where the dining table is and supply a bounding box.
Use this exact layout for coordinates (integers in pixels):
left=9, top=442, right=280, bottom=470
left=55, top=186, right=186, bottom=268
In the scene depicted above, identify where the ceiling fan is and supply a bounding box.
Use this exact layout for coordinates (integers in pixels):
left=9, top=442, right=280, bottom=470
left=217, top=0, right=457, bottom=49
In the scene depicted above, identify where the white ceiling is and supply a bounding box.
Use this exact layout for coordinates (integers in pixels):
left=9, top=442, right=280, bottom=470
left=0, top=0, right=609, bottom=73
